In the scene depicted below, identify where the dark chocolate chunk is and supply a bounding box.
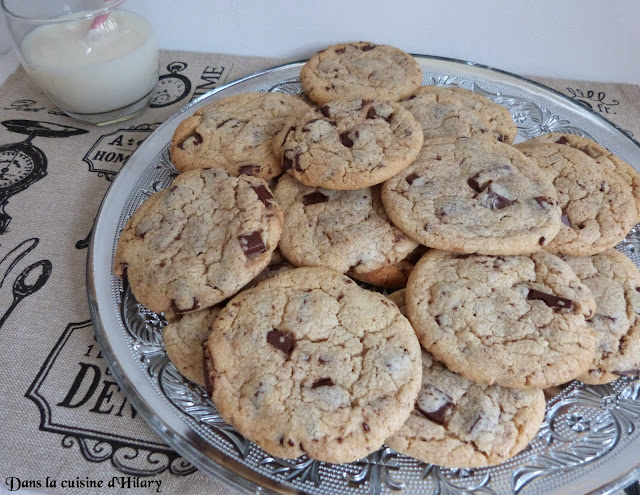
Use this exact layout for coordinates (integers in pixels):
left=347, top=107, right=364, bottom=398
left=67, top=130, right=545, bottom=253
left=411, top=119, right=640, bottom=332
left=486, top=185, right=515, bottom=209
left=468, top=415, right=483, bottom=433
left=497, top=134, right=506, bottom=142
left=406, top=173, right=419, bottom=185
left=311, top=377, right=334, bottom=388
left=361, top=43, right=375, bottom=51
left=600, top=181, right=607, bottom=192
left=467, top=173, right=485, bottom=193
left=539, top=237, right=546, bottom=246
left=171, top=297, right=200, bottom=314
left=415, top=402, right=452, bottom=425
left=303, top=191, right=329, bottom=205
left=281, top=126, right=296, bottom=146
left=360, top=99, right=373, bottom=109
left=294, top=151, right=303, bottom=172
left=267, top=329, right=295, bottom=356
left=340, top=132, right=354, bottom=148
left=527, top=289, right=574, bottom=311
left=282, top=152, right=294, bottom=171
left=362, top=422, right=370, bottom=432
left=612, top=369, right=640, bottom=377
left=238, top=231, right=267, bottom=259
left=178, top=131, right=203, bottom=150
left=366, top=107, right=378, bottom=119
left=302, top=118, right=321, bottom=131
left=320, top=105, right=331, bottom=118
left=555, top=136, right=569, bottom=145
left=216, top=118, right=245, bottom=129
left=252, top=185, right=274, bottom=207
left=239, top=165, right=260, bottom=176
left=203, top=347, right=214, bottom=397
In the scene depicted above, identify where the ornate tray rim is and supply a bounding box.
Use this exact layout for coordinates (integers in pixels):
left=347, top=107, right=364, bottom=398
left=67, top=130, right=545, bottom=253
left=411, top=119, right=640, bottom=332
left=87, top=54, right=640, bottom=495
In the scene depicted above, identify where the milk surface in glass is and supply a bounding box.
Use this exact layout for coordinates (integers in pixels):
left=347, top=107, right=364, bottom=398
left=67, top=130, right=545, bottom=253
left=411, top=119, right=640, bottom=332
left=19, top=10, right=158, bottom=115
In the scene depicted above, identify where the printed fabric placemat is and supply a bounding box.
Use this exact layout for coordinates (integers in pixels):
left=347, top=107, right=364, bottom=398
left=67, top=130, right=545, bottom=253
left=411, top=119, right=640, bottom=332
left=0, top=48, right=639, bottom=495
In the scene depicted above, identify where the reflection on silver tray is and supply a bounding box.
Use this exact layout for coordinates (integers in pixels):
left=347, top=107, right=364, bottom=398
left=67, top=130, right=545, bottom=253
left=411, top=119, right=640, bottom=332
left=88, top=56, right=640, bottom=495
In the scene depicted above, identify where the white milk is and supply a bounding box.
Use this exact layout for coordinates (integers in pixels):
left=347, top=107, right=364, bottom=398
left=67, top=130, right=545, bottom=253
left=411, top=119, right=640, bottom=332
left=19, top=10, right=158, bottom=114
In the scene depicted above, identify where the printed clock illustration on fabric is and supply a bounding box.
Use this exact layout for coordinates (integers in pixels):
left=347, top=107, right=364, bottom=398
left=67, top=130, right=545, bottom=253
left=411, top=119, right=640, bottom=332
left=0, top=120, right=88, bottom=234
left=150, top=62, right=192, bottom=108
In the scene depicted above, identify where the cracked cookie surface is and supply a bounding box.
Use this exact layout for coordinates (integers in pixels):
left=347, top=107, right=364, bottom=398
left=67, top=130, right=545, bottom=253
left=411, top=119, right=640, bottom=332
left=163, top=251, right=293, bottom=386
left=206, top=267, right=422, bottom=464
left=387, top=349, right=545, bottom=467
left=281, top=98, right=423, bottom=190
left=559, top=249, right=640, bottom=384
left=399, top=86, right=517, bottom=144
left=170, top=92, right=310, bottom=179
left=386, top=289, right=545, bottom=467
left=381, top=137, right=561, bottom=255
left=114, top=168, right=283, bottom=314
left=525, top=132, right=640, bottom=219
left=300, top=41, right=422, bottom=105
left=516, top=141, right=637, bottom=256
left=406, top=250, right=597, bottom=389
left=274, top=174, right=418, bottom=274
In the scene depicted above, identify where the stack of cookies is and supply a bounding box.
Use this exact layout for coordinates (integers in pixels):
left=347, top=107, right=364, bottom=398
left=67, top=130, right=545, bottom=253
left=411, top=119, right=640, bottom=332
left=114, top=41, right=640, bottom=469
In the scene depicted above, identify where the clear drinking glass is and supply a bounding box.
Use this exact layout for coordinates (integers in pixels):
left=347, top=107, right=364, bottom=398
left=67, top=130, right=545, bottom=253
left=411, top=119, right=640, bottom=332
left=1, top=0, right=159, bottom=125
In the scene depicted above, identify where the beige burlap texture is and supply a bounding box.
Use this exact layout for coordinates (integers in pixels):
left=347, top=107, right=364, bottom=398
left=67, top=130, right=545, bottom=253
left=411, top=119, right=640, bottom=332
left=0, top=49, right=638, bottom=495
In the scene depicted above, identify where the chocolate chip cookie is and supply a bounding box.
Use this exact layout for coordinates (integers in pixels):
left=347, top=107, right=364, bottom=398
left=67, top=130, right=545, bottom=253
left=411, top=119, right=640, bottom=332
left=381, top=137, right=561, bottom=255
left=348, top=245, right=428, bottom=289
left=163, top=306, right=221, bottom=386
left=300, top=41, right=423, bottom=105
left=387, top=289, right=545, bottom=467
left=114, top=168, right=283, bottom=315
left=406, top=250, right=597, bottom=389
left=386, top=349, right=545, bottom=468
left=525, top=132, right=640, bottom=219
left=281, top=98, right=423, bottom=190
left=516, top=141, right=637, bottom=256
left=274, top=174, right=418, bottom=275
left=559, top=249, right=640, bottom=384
left=399, top=86, right=517, bottom=144
left=206, top=267, right=422, bottom=464
left=170, top=92, right=310, bottom=179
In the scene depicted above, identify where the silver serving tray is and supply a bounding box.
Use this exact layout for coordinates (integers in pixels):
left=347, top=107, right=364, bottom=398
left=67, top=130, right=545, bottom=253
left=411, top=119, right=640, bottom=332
left=87, top=55, right=640, bottom=495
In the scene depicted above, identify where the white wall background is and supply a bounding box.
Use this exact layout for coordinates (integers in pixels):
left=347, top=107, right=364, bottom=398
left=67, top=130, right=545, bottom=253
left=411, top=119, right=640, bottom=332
left=126, top=0, right=640, bottom=84
left=2, top=0, right=640, bottom=83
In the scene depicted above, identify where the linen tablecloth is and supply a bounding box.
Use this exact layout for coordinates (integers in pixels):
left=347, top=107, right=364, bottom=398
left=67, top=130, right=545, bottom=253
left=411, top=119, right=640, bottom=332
left=0, top=49, right=639, bottom=494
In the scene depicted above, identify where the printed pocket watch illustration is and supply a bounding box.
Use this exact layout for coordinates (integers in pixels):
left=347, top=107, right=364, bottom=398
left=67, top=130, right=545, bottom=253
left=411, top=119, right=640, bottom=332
left=0, top=119, right=88, bottom=234
left=150, top=62, right=192, bottom=108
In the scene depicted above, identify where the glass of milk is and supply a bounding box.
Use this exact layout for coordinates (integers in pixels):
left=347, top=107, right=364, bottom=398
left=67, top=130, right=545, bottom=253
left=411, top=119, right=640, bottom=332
left=1, top=0, right=159, bottom=125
